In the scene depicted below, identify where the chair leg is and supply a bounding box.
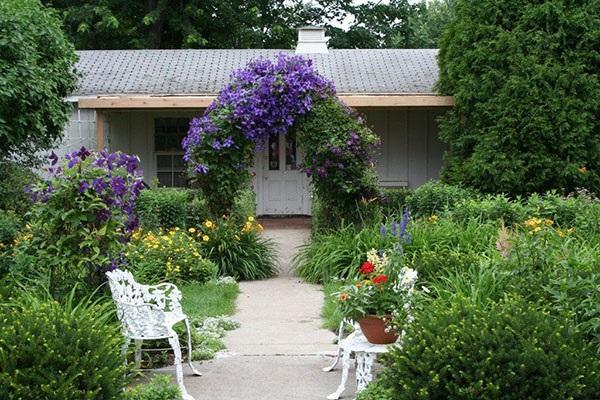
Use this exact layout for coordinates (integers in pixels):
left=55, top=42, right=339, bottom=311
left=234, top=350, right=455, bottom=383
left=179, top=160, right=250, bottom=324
left=134, top=340, right=143, bottom=369
left=184, top=318, right=202, bottom=376
left=168, top=335, right=195, bottom=400
left=322, top=347, right=341, bottom=372
left=327, top=348, right=351, bottom=400
left=121, top=338, right=131, bottom=367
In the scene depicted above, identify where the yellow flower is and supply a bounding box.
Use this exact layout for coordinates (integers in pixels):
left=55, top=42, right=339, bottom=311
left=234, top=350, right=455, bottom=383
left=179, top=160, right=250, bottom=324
left=175, top=227, right=180, bottom=231
left=234, top=234, right=240, bottom=241
left=202, top=235, right=209, bottom=242
left=247, top=216, right=255, bottom=222
left=257, top=223, right=264, bottom=232
left=203, top=220, right=214, bottom=229
left=427, top=214, right=439, bottom=223
left=339, top=293, right=349, bottom=302
left=578, top=166, right=589, bottom=174
left=188, top=227, right=196, bottom=233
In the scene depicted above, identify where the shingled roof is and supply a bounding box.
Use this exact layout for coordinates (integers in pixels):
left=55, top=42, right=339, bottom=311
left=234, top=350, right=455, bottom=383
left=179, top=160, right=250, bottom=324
left=73, top=49, right=440, bottom=97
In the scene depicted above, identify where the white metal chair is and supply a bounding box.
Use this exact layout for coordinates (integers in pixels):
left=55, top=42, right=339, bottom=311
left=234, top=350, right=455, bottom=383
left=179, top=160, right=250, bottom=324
left=106, top=269, right=201, bottom=400
left=323, top=319, right=394, bottom=400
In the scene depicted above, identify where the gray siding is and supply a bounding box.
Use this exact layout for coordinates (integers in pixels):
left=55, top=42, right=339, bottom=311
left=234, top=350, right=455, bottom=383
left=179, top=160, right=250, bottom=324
left=105, top=111, right=198, bottom=183
left=57, top=107, right=448, bottom=189
left=57, top=105, right=98, bottom=158
left=361, top=108, right=447, bottom=188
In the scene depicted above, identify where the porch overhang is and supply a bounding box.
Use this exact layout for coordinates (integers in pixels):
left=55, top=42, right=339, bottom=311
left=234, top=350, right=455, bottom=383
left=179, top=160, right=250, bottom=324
left=77, top=94, right=455, bottom=110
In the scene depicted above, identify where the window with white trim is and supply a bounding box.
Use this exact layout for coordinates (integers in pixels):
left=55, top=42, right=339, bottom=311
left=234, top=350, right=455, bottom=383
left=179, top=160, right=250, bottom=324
left=154, top=118, right=189, bottom=187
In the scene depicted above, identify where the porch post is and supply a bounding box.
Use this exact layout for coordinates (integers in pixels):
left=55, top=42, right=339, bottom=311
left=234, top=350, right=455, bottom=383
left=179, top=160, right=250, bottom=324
left=96, top=110, right=104, bottom=151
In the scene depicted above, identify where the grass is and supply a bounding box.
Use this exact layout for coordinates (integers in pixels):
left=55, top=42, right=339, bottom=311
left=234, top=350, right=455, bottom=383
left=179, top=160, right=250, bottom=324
left=322, top=280, right=345, bottom=331
left=180, top=281, right=239, bottom=320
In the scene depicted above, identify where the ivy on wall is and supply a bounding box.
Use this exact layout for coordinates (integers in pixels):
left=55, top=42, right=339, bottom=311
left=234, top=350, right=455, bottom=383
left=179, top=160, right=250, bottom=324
left=182, top=54, right=380, bottom=226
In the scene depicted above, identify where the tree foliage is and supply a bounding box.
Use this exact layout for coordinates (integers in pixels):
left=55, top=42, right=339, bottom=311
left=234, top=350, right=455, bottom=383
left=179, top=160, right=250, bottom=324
left=0, top=0, right=78, bottom=165
left=437, top=0, right=600, bottom=196
left=406, top=0, right=456, bottom=48
left=43, top=0, right=436, bottom=50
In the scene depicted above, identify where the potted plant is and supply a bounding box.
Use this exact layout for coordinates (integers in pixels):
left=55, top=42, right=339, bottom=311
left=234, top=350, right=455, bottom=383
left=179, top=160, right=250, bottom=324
left=335, top=249, right=418, bottom=344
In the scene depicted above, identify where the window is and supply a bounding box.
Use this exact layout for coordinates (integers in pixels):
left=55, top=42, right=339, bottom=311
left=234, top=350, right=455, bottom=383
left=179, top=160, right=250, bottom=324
left=154, top=118, right=189, bottom=187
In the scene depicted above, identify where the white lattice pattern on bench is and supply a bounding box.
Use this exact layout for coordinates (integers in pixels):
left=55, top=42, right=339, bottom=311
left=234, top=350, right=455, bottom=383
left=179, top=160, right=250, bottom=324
left=106, top=269, right=201, bottom=400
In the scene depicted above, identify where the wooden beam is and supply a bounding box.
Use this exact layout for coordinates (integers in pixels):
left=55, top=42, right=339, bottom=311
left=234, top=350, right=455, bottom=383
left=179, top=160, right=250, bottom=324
left=78, top=94, right=454, bottom=109
left=96, top=110, right=104, bottom=151
left=340, top=95, right=454, bottom=108
left=80, top=96, right=215, bottom=109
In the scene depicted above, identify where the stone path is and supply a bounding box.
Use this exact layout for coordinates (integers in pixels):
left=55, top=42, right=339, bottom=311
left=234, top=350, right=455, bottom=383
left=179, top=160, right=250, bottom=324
left=174, top=227, right=357, bottom=399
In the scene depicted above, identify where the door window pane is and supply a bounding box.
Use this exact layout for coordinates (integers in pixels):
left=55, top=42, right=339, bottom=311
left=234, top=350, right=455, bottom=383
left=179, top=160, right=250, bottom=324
left=268, top=135, right=280, bottom=171
left=285, top=132, right=297, bottom=170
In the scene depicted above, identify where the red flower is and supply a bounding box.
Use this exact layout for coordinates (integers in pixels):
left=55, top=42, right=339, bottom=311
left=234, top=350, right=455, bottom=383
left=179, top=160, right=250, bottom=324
left=359, top=261, right=375, bottom=274
left=373, top=274, right=388, bottom=285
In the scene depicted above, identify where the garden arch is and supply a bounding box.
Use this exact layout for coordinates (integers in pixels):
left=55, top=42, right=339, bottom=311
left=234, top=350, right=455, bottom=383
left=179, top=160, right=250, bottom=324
left=182, top=54, right=381, bottom=228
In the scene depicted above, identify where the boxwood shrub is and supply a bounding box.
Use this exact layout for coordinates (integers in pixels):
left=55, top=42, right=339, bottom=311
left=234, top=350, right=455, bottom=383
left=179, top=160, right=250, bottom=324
left=382, top=295, right=599, bottom=400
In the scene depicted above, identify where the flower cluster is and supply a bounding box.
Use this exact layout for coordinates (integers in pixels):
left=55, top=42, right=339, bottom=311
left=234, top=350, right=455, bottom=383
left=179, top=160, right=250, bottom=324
left=335, top=249, right=418, bottom=327
left=523, top=217, right=554, bottom=233
left=182, top=53, right=335, bottom=172
left=380, top=207, right=412, bottom=253
left=31, top=147, right=144, bottom=232
left=126, top=227, right=217, bottom=283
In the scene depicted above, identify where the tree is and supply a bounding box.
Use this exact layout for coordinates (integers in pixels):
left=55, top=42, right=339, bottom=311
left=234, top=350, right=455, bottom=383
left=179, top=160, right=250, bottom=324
left=45, top=0, right=425, bottom=50
left=437, top=0, right=600, bottom=196
left=0, top=0, right=78, bottom=165
left=43, top=0, right=349, bottom=49
left=405, top=0, right=456, bottom=48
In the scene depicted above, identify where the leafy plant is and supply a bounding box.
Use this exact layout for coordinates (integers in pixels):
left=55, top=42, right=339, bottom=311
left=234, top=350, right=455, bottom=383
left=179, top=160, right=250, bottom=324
left=381, top=295, right=599, bottom=400
left=0, top=211, right=20, bottom=276
left=11, top=149, right=145, bottom=298
left=380, top=187, right=413, bottom=218
left=0, top=289, right=126, bottom=399
left=437, top=0, right=600, bottom=195
left=0, top=0, right=78, bottom=165
left=406, top=180, right=476, bottom=217
left=0, top=161, right=38, bottom=216
left=136, top=188, right=190, bottom=229
left=124, top=375, right=180, bottom=400
left=125, top=228, right=218, bottom=284
left=200, top=217, right=277, bottom=280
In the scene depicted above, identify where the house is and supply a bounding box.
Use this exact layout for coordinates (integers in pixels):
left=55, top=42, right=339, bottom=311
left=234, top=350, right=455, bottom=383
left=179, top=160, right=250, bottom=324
left=59, top=27, right=454, bottom=216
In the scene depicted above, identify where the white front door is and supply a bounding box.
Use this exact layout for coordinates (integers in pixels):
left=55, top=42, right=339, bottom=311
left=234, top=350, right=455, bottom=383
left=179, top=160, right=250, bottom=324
left=255, top=132, right=311, bottom=215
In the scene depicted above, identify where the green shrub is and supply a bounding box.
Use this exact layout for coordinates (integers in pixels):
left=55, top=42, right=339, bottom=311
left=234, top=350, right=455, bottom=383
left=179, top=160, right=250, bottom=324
left=293, top=224, right=396, bottom=283
left=382, top=295, right=599, bottom=399
left=0, top=290, right=126, bottom=399
left=125, top=228, right=217, bottom=284
left=403, top=218, right=499, bottom=284
left=381, top=187, right=412, bottom=217
left=0, top=0, right=78, bottom=165
left=136, top=188, right=190, bottom=229
left=200, top=217, right=277, bottom=280
left=407, top=181, right=476, bottom=217
left=12, top=150, right=145, bottom=298
left=124, top=375, right=180, bottom=400
left=450, top=194, right=527, bottom=226
left=0, top=162, right=37, bottom=216
left=437, top=0, right=600, bottom=195
left=500, top=222, right=600, bottom=352
left=355, top=377, right=394, bottom=400
left=0, top=211, right=20, bottom=276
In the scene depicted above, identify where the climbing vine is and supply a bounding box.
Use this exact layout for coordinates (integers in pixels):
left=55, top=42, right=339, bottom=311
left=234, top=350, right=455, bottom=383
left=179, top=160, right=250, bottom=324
left=182, top=54, right=380, bottom=226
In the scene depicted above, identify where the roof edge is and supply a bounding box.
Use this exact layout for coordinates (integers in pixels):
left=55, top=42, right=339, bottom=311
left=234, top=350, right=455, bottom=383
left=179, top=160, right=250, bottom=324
left=76, top=94, right=454, bottom=109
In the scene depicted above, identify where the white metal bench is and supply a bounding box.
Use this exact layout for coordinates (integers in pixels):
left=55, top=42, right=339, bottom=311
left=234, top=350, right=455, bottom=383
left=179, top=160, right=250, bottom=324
left=106, top=269, right=201, bottom=400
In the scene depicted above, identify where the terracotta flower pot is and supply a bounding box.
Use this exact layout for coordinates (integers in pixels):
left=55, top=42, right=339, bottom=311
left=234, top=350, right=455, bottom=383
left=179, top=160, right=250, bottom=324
left=358, top=315, right=398, bottom=344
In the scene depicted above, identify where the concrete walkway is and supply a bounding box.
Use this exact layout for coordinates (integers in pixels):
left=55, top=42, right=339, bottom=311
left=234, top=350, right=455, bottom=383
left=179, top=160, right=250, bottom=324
left=180, top=227, right=357, bottom=400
